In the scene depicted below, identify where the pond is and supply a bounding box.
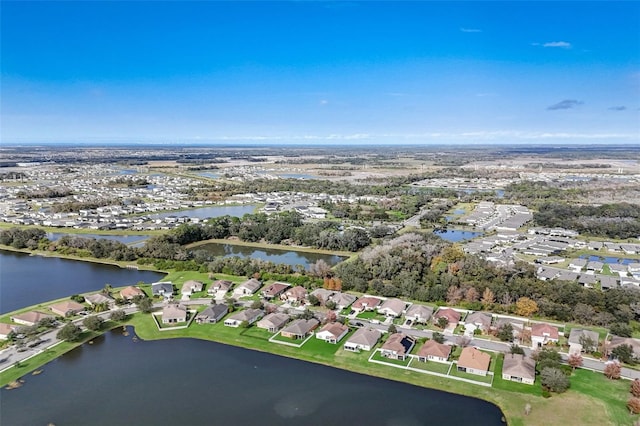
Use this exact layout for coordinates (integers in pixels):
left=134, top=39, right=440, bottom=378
left=0, top=250, right=164, bottom=314
left=0, top=327, right=505, bottom=426
left=194, top=243, right=346, bottom=269
left=579, top=255, right=638, bottom=265
left=149, top=204, right=257, bottom=220
left=434, top=229, right=483, bottom=242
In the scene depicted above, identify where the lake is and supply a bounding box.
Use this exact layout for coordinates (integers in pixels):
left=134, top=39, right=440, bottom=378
left=149, top=204, right=257, bottom=220
left=194, top=243, right=346, bottom=269
left=434, top=229, right=483, bottom=242
left=0, top=250, right=164, bottom=314
left=0, top=327, right=504, bottom=426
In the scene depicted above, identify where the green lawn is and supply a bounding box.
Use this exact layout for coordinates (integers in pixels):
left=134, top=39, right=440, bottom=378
left=449, top=364, right=493, bottom=384
left=356, top=311, right=386, bottom=322
left=370, top=351, right=411, bottom=367
left=409, top=359, right=451, bottom=375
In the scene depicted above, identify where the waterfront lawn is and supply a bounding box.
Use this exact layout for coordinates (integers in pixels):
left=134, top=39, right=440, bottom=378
left=271, top=332, right=306, bottom=344
left=569, top=368, right=640, bottom=426
left=449, top=364, right=493, bottom=384
left=239, top=326, right=273, bottom=342
left=370, top=351, right=411, bottom=367
left=164, top=270, right=211, bottom=286
left=299, top=337, right=343, bottom=358
left=492, top=354, right=541, bottom=396
left=409, top=359, right=451, bottom=375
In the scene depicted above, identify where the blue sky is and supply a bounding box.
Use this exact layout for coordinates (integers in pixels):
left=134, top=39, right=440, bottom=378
left=2, top=1, right=639, bottom=145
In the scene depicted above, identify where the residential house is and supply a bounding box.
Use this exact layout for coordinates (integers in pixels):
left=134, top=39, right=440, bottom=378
left=492, top=317, right=525, bottom=340
left=568, top=258, right=587, bottom=272
left=84, top=293, right=114, bottom=307
left=609, top=264, right=629, bottom=277
left=502, top=354, right=536, bottom=385
left=568, top=328, right=599, bottom=354
left=586, top=261, right=604, bottom=274
left=195, top=304, right=228, bottom=324
left=555, top=270, right=579, bottom=282
left=537, top=267, right=559, bottom=281
left=417, top=340, right=451, bottom=363
left=280, top=318, right=319, bottom=339
left=181, top=280, right=204, bottom=297
left=315, top=322, right=349, bottom=344
left=629, top=263, right=640, bottom=275
left=151, top=282, right=174, bottom=299
left=282, top=286, right=308, bottom=304
left=0, top=323, right=17, bottom=340
left=120, top=286, right=145, bottom=300
left=162, top=304, right=187, bottom=324
left=344, top=328, right=382, bottom=352
left=49, top=300, right=85, bottom=317
left=233, top=278, right=262, bottom=297
left=352, top=296, right=383, bottom=312
left=10, top=311, right=55, bottom=327
left=531, top=323, right=559, bottom=348
left=599, top=276, right=619, bottom=290
left=609, top=336, right=640, bottom=359
left=224, top=309, right=264, bottom=327
left=208, top=280, right=233, bottom=295
left=457, top=347, right=491, bottom=376
left=404, top=304, right=434, bottom=324
left=578, top=274, right=597, bottom=288
left=329, top=292, right=357, bottom=310
left=433, top=308, right=461, bottom=327
left=377, top=298, right=406, bottom=318
left=380, top=333, right=415, bottom=361
left=257, top=313, right=290, bottom=332
left=464, top=312, right=492, bottom=336
left=261, top=282, right=290, bottom=300
left=310, top=288, right=335, bottom=305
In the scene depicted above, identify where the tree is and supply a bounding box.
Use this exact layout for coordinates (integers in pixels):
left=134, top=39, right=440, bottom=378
left=110, top=310, right=127, bottom=322
left=92, top=302, right=109, bottom=313
left=465, top=287, right=479, bottom=303
left=540, top=367, right=570, bottom=393
left=497, top=323, right=515, bottom=342
left=308, top=294, right=320, bottom=306
left=628, top=397, right=640, bottom=414
left=446, top=286, right=463, bottom=305
left=250, top=300, right=264, bottom=310
left=387, top=324, right=397, bottom=334
left=533, top=348, right=562, bottom=371
left=568, top=353, right=583, bottom=370
left=437, top=317, right=449, bottom=329
left=510, top=345, right=525, bottom=355
left=83, top=315, right=104, bottom=331
left=631, top=379, right=640, bottom=397
left=612, top=344, right=637, bottom=365
left=56, top=323, right=82, bottom=342
left=136, top=297, right=153, bottom=314
left=610, top=322, right=633, bottom=338
left=325, top=310, right=337, bottom=323
left=481, top=287, right=495, bottom=308
left=579, top=335, right=597, bottom=353
left=325, top=300, right=337, bottom=310
left=432, top=332, right=445, bottom=344
left=604, top=361, right=622, bottom=380
left=515, top=297, right=539, bottom=317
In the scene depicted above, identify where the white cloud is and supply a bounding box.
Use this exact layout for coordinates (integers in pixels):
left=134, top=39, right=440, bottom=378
left=319, top=99, right=329, bottom=105
left=460, top=27, right=482, bottom=33
left=541, top=41, right=572, bottom=49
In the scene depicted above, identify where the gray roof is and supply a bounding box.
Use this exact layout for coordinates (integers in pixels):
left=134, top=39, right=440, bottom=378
left=568, top=328, right=599, bottom=345
left=152, top=282, right=174, bottom=295
left=502, top=354, right=536, bottom=380
left=329, top=292, right=357, bottom=307
left=282, top=318, right=319, bottom=336
left=237, top=278, right=262, bottom=293
left=228, top=308, right=263, bottom=323
left=346, top=327, right=381, bottom=347
left=257, top=313, right=290, bottom=329
left=405, top=304, right=434, bottom=320
left=465, top=312, right=492, bottom=327
left=162, top=304, right=187, bottom=321
left=197, top=304, right=228, bottom=321
left=378, top=298, right=406, bottom=314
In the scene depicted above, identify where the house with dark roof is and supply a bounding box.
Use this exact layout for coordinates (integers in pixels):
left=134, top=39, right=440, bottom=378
left=261, top=282, right=290, bottom=300
left=152, top=282, right=174, bottom=299
left=502, top=353, right=536, bottom=385
left=380, top=333, right=415, bottom=360
left=195, top=304, right=228, bottom=324
left=417, top=340, right=451, bottom=363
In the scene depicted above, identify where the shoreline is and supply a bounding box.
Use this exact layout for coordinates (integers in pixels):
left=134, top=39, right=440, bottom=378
left=185, top=238, right=356, bottom=258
